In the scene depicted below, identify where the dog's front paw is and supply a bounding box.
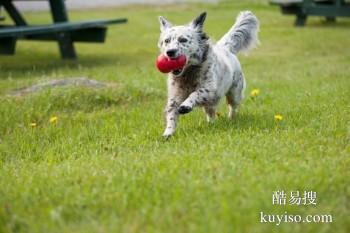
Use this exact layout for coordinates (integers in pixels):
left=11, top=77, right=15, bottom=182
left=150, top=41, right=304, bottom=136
left=178, top=105, right=192, bottom=114
left=163, top=129, right=174, bottom=139
left=163, top=134, right=172, bottom=140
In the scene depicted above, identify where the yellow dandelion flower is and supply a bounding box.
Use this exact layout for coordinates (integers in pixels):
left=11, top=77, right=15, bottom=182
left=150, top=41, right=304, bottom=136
left=29, top=122, right=37, bottom=127
left=274, top=114, right=283, bottom=121
left=49, top=116, right=58, bottom=124
left=250, top=89, right=260, bottom=97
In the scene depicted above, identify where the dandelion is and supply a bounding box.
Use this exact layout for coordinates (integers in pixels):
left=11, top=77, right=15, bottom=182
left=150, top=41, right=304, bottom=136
left=29, top=123, right=37, bottom=127
left=49, top=116, right=58, bottom=124
left=250, top=89, right=260, bottom=98
left=274, top=114, right=283, bottom=121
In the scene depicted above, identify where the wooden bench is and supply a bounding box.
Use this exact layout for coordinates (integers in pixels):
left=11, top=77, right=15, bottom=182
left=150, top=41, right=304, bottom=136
left=0, top=19, right=127, bottom=55
left=270, top=0, right=350, bottom=26
left=0, top=0, right=127, bottom=59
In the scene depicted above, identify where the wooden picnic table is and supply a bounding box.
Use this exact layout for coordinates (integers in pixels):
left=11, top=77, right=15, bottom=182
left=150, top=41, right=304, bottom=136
left=270, top=0, right=350, bottom=26
left=0, top=0, right=127, bottom=59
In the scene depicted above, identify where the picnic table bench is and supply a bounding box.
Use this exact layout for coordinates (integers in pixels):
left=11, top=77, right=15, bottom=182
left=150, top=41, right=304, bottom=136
left=270, top=0, right=350, bottom=26
left=0, top=0, right=127, bottom=59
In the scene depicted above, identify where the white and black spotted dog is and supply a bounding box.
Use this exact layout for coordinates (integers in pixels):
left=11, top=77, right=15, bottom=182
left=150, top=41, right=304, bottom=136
left=158, top=11, right=259, bottom=138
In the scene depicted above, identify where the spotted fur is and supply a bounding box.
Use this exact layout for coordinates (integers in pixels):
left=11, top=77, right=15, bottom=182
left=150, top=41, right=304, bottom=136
left=158, top=11, right=260, bottom=138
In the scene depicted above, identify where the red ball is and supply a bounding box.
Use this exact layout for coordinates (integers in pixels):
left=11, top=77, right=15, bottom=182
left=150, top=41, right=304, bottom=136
left=156, top=54, right=186, bottom=73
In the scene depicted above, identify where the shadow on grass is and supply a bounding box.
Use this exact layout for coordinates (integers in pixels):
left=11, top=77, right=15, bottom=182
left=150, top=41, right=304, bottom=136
left=0, top=53, right=122, bottom=79
left=183, top=111, right=280, bottom=137
left=304, top=20, right=350, bottom=28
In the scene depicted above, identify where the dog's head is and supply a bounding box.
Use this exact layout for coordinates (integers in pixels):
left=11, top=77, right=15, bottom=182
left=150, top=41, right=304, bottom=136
left=158, top=12, right=209, bottom=77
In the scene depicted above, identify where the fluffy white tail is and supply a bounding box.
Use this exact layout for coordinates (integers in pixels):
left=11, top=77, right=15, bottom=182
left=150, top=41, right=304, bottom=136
left=217, top=11, right=259, bottom=54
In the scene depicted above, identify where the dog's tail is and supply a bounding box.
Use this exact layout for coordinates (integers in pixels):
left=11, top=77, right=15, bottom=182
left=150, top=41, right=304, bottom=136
left=217, top=11, right=259, bottom=55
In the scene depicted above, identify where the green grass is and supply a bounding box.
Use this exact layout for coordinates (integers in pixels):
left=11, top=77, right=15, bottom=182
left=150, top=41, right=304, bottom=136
left=0, top=1, right=349, bottom=232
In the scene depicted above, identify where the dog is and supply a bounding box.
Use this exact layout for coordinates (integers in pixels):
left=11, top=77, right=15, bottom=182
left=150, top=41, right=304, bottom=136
left=158, top=11, right=259, bottom=138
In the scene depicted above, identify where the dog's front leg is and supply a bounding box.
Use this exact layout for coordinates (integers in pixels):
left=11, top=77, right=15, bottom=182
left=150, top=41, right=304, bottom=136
left=178, top=88, right=212, bottom=114
left=163, top=99, right=180, bottom=138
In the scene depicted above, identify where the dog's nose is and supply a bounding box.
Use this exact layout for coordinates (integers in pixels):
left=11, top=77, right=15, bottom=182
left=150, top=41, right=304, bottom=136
left=166, top=49, right=178, bottom=58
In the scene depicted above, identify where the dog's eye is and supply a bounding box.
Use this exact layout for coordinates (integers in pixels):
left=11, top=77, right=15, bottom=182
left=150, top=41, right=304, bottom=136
left=164, top=38, right=170, bottom=44
left=178, top=37, right=188, bottom=43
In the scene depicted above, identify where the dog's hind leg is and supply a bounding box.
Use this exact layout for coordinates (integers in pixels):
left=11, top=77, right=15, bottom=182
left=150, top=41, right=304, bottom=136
left=226, top=72, right=246, bottom=119
left=203, top=106, right=216, bottom=122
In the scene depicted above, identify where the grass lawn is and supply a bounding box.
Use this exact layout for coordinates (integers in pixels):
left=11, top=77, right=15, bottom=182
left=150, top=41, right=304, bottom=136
left=0, top=1, right=349, bottom=232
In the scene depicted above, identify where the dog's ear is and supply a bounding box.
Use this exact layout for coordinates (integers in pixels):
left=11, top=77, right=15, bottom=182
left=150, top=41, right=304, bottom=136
left=191, top=12, right=207, bottom=31
left=159, top=16, right=172, bottom=31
